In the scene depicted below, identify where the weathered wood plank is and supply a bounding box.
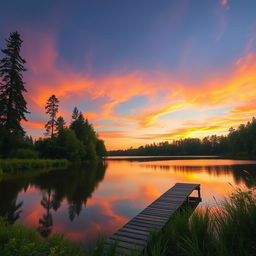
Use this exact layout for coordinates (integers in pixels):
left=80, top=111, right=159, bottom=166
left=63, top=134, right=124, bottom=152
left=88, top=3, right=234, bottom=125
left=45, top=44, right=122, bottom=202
left=148, top=202, right=182, bottom=209
left=134, top=215, right=166, bottom=223
left=129, top=219, right=161, bottom=228
left=124, top=223, right=154, bottom=231
left=117, top=230, right=148, bottom=240
left=141, top=209, right=175, bottom=217
left=110, top=234, right=147, bottom=246
left=120, top=227, right=149, bottom=235
left=138, top=213, right=169, bottom=221
left=104, top=183, right=201, bottom=255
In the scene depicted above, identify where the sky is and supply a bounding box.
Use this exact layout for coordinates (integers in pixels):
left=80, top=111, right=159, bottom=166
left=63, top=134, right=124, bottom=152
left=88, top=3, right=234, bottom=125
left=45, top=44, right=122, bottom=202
left=0, top=0, right=256, bottom=150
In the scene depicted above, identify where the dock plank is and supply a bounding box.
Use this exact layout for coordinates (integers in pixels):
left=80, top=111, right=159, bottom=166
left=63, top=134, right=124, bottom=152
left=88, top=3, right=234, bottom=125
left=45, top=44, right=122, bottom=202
left=104, top=183, right=201, bottom=255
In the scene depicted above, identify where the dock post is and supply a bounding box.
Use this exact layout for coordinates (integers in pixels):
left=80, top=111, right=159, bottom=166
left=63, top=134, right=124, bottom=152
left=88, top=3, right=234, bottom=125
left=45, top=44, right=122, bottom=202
left=197, top=186, right=201, bottom=201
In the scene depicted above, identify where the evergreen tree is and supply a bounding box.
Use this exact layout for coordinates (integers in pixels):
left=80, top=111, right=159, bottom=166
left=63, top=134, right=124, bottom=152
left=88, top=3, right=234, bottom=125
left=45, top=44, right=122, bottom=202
left=71, top=107, right=79, bottom=121
left=0, top=31, right=29, bottom=135
left=56, top=116, right=65, bottom=135
left=45, top=95, right=59, bottom=138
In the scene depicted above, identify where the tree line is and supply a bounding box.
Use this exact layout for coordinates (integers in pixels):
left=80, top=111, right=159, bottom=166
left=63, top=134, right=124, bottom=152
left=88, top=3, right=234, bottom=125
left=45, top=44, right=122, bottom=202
left=0, top=31, right=106, bottom=160
left=109, top=118, right=256, bottom=157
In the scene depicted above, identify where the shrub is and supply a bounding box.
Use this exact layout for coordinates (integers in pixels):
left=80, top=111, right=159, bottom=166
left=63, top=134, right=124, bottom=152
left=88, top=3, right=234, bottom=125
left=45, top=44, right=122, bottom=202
left=150, top=187, right=256, bottom=256
left=0, top=159, right=68, bottom=173
left=13, top=148, right=39, bottom=159
left=0, top=218, right=85, bottom=256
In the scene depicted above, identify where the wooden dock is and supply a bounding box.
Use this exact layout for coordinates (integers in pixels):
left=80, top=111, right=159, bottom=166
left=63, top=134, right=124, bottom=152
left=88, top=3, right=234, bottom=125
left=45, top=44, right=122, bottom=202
left=104, top=183, right=201, bottom=255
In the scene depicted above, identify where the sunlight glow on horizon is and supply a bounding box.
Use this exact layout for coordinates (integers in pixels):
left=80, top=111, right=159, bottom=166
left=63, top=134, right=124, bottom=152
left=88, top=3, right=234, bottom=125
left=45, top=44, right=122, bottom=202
left=1, top=0, right=256, bottom=150
left=21, top=51, right=256, bottom=150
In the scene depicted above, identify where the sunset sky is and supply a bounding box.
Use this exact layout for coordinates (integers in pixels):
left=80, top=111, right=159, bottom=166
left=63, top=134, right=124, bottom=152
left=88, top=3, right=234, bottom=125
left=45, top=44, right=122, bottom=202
left=0, top=0, right=256, bottom=150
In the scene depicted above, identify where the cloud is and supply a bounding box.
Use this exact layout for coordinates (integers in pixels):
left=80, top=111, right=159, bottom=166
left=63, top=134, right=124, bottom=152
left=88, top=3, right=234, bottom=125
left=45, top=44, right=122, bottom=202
left=219, top=0, right=228, bottom=7
left=20, top=28, right=256, bottom=149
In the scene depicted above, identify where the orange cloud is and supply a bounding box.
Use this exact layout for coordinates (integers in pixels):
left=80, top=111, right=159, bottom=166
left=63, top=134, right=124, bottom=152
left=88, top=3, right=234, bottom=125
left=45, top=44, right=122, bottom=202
left=22, top=120, right=44, bottom=130
left=21, top=29, right=256, bottom=149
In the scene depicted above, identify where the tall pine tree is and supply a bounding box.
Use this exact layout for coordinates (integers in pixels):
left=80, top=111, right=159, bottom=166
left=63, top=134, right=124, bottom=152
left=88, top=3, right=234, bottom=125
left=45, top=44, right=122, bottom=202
left=71, top=107, right=79, bottom=121
left=45, top=95, right=59, bottom=138
left=0, top=31, right=29, bottom=135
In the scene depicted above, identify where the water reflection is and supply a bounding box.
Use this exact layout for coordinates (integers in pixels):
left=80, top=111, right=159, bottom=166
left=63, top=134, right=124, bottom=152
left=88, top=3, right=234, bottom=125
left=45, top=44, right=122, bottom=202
left=140, top=163, right=256, bottom=187
left=0, top=161, right=107, bottom=238
left=0, top=158, right=256, bottom=246
left=38, top=188, right=54, bottom=237
left=0, top=179, right=23, bottom=224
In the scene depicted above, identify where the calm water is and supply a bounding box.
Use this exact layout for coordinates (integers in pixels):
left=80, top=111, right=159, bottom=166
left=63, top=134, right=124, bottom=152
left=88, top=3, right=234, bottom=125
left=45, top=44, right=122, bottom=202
left=1, top=157, right=256, bottom=247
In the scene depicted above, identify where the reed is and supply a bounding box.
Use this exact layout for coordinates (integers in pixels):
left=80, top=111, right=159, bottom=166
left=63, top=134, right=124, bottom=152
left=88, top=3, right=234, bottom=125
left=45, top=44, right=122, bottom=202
left=147, top=187, right=256, bottom=256
left=0, top=159, right=68, bottom=173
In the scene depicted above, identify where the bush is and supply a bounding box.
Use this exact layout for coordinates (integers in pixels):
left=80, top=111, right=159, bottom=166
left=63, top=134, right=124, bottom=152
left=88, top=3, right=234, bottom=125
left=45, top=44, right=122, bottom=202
left=0, top=159, right=68, bottom=173
left=0, top=218, right=119, bottom=256
left=13, top=149, right=39, bottom=159
left=0, top=218, right=85, bottom=256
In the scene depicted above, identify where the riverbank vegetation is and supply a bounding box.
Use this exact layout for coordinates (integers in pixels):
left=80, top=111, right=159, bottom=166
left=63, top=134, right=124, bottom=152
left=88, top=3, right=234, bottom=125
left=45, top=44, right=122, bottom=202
left=0, top=187, right=255, bottom=256
left=0, top=32, right=106, bottom=163
left=110, top=117, right=256, bottom=158
left=0, top=159, right=68, bottom=174
left=148, top=187, right=256, bottom=256
left=0, top=217, right=86, bottom=256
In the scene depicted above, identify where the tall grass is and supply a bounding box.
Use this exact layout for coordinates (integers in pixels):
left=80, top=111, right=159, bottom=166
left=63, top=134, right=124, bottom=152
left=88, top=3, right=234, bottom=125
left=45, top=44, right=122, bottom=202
left=0, top=159, right=68, bottom=173
left=147, top=187, right=256, bottom=256
left=0, top=218, right=119, bottom=256
left=0, top=217, right=85, bottom=256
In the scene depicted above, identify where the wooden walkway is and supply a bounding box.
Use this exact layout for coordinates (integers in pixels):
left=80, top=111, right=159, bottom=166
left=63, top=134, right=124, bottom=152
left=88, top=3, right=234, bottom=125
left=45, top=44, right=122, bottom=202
left=104, top=183, right=201, bottom=255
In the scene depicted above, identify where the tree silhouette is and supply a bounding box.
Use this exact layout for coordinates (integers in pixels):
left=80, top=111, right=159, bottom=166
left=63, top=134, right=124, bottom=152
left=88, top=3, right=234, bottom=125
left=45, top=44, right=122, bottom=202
left=45, top=95, right=59, bottom=138
left=38, top=188, right=53, bottom=238
left=0, top=31, right=29, bottom=135
left=71, top=106, right=79, bottom=121
left=56, top=116, right=65, bottom=135
left=0, top=180, right=23, bottom=224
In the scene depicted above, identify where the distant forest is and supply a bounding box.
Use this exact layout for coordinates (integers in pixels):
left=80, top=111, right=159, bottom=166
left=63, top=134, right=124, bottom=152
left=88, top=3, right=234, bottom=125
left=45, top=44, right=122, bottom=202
left=109, top=118, right=256, bottom=157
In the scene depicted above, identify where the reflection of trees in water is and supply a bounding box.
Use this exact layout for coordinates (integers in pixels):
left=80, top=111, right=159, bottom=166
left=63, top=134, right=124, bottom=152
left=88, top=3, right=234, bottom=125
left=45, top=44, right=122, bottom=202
left=0, top=180, right=24, bottom=224
left=38, top=188, right=54, bottom=237
left=141, top=164, right=256, bottom=188
left=33, top=161, right=107, bottom=223
left=0, top=161, right=107, bottom=237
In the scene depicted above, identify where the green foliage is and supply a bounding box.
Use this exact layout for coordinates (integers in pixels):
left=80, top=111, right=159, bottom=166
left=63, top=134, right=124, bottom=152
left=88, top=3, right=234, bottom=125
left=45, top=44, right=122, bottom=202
left=36, top=106, right=106, bottom=161
left=69, top=108, right=106, bottom=160
left=56, top=116, right=66, bottom=135
left=57, top=128, right=82, bottom=161
left=0, top=217, right=121, bottom=256
left=0, top=217, right=85, bottom=256
left=0, top=159, right=68, bottom=173
left=35, top=138, right=61, bottom=159
left=215, top=188, right=256, bottom=256
left=13, top=149, right=39, bottom=159
left=148, top=188, right=256, bottom=256
left=109, top=117, right=256, bottom=157
left=96, top=139, right=107, bottom=157
left=0, top=31, right=29, bottom=136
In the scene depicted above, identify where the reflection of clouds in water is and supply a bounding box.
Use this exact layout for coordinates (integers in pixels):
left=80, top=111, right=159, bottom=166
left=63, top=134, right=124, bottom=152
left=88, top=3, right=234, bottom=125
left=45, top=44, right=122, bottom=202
left=112, top=199, right=141, bottom=219
left=1, top=159, right=256, bottom=247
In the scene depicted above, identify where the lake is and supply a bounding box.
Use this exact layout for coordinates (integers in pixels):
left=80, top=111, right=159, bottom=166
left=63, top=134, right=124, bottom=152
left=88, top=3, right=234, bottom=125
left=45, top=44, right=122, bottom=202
left=1, top=157, right=256, bottom=247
